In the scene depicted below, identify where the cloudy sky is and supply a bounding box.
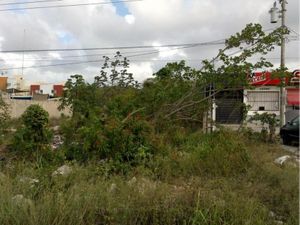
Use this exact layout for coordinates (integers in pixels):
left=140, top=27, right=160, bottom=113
left=0, top=0, right=299, bottom=86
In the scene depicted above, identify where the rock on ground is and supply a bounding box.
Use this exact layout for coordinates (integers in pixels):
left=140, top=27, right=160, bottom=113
left=52, top=165, right=72, bottom=177
left=12, top=194, right=33, bottom=207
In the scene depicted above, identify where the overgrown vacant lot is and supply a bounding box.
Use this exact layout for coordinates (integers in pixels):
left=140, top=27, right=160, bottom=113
left=0, top=129, right=298, bottom=225
left=0, top=23, right=298, bottom=225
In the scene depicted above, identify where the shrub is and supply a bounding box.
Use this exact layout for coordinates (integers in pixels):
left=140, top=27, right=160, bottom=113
left=11, top=104, right=53, bottom=159
left=61, top=113, right=154, bottom=169
left=0, top=93, right=10, bottom=143
left=249, top=112, right=278, bottom=142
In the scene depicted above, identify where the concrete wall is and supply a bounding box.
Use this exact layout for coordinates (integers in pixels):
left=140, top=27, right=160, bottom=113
left=4, top=97, right=71, bottom=118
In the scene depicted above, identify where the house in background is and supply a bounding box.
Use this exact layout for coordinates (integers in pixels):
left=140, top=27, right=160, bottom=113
left=244, top=71, right=282, bottom=117
left=30, top=84, right=64, bottom=99
left=213, top=69, right=299, bottom=126
left=1, top=75, right=65, bottom=100
left=244, top=70, right=299, bottom=122
left=52, top=85, right=64, bottom=97
left=0, top=76, right=8, bottom=91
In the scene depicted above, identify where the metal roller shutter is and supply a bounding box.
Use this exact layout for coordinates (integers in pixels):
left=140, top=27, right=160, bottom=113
left=247, top=91, right=279, bottom=111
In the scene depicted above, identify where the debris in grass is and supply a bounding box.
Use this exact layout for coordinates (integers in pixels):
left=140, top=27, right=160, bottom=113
left=274, top=155, right=291, bottom=165
left=51, top=135, right=63, bottom=150
left=12, top=194, right=33, bottom=207
left=52, top=165, right=72, bottom=177
left=19, top=176, right=39, bottom=186
left=109, top=183, right=118, bottom=193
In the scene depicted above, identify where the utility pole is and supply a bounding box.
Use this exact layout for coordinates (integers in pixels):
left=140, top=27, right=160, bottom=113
left=269, top=0, right=287, bottom=127
left=279, top=0, right=286, bottom=127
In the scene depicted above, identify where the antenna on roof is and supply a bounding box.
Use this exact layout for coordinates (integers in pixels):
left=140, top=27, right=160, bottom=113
left=21, top=29, right=26, bottom=77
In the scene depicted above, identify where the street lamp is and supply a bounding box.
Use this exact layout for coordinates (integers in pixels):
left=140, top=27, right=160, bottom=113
left=269, top=0, right=287, bottom=127
left=269, top=2, right=279, bottom=23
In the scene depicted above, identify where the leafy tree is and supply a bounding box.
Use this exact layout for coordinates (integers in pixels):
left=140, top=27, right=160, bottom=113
left=164, top=24, right=287, bottom=120
left=59, top=52, right=139, bottom=117
left=58, top=23, right=287, bottom=164
left=59, top=53, right=151, bottom=165
left=59, top=74, right=97, bottom=117
left=95, top=51, right=138, bottom=88
left=11, top=104, right=52, bottom=157
left=137, top=61, right=206, bottom=131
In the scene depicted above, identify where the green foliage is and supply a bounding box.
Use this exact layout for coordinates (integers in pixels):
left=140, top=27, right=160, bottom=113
left=0, top=93, right=10, bottom=142
left=139, top=61, right=206, bottom=129
left=58, top=53, right=154, bottom=166
left=58, top=74, right=96, bottom=116
left=201, top=23, right=287, bottom=91
left=0, top=137, right=298, bottom=225
left=192, top=130, right=251, bottom=176
left=149, top=130, right=251, bottom=179
left=95, top=51, right=138, bottom=88
left=190, top=191, right=271, bottom=225
left=61, top=114, right=154, bottom=169
left=11, top=104, right=53, bottom=159
left=57, top=23, right=287, bottom=164
left=249, top=112, right=278, bottom=142
left=144, top=24, right=287, bottom=128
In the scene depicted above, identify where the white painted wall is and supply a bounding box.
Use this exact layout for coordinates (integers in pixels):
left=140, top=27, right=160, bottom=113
left=244, top=86, right=281, bottom=117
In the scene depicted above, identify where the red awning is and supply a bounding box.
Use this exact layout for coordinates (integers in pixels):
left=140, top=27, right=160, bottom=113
left=287, top=89, right=300, bottom=106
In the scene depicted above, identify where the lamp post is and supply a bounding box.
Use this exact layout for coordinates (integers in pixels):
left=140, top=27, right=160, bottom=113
left=269, top=0, right=287, bottom=127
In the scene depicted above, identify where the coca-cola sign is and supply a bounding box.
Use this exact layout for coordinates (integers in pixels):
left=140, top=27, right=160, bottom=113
left=250, top=71, right=281, bottom=86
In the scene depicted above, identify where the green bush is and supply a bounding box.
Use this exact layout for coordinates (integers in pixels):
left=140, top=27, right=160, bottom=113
left=10, top=104, right=53, bottom=159
left=61, top=113, right=154, bottom=168
left=0, top=93, right=10, bottom=143
left=249, top=112, right=278, bottom=142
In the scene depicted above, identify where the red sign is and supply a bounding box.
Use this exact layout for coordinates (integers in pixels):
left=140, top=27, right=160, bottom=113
left=250, top=70, right=300, bottom=86
left=250, top=72, right=282, bottom=86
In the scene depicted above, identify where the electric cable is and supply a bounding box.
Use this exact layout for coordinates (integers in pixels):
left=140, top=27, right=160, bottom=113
left=0, top=0, right=142, bottom=12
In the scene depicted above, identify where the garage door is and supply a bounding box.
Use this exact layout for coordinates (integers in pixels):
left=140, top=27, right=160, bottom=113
left=247, top=91, right=279, bottom=111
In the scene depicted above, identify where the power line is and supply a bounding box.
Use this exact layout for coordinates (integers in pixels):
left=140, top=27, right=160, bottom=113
left=0, top=44, right=215, bottom=59
left=2, top=56, right=299, bottom=63
left=0, top=44, right=210, bottom=70
left=0, top=40, right=224, bottom=53
left=2, top=38, right=299, bottom=71
left=0, top=0, right=63, bottom=6
left=0, top=0, right=142, bottom=12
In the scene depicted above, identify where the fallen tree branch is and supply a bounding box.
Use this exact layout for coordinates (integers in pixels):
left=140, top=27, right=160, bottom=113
left=122, top=107, right=145, bottom=124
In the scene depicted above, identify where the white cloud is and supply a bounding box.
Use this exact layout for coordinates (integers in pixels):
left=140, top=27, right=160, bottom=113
left=128, top=62, right=154, bottom=83
left=125, top=14, right=136, bottom=25
left=0, top=0, right=298, bottom=84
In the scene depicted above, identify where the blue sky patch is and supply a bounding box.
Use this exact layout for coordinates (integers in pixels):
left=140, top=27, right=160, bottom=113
left=112, top=1, right=130, bottom=16
left=8, top=2, right=27, bottom=15
left=57, top=31, right=75, bottom=44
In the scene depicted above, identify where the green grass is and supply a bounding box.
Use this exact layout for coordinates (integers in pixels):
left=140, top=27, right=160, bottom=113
left=0, top=129, right=298, bottom=225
